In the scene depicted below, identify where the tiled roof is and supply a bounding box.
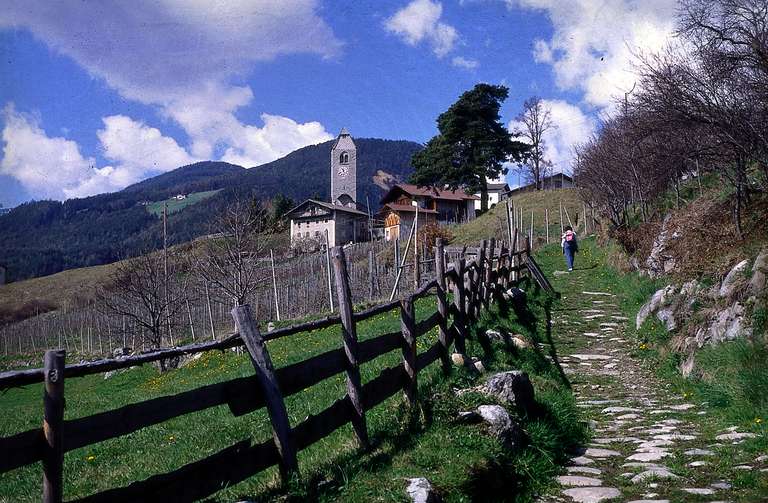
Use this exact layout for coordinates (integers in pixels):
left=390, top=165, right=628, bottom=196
left=285, top=199, right=368, bottom=218
left=386, top=184, right=480, bottom=201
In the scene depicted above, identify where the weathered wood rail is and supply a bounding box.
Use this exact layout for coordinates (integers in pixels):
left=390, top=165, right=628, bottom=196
left=0, top=238, right=541, bottom=503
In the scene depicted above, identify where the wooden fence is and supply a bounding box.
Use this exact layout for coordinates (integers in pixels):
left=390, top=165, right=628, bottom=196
left=0, top=236, right=547, bottom=503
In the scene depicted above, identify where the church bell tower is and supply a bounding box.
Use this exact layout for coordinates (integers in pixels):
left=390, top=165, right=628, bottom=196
left=330, top=128, right=357, bottom=207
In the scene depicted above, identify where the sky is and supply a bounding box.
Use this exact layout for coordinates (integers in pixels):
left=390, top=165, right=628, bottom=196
left=0, top=0, right=679, bottom=207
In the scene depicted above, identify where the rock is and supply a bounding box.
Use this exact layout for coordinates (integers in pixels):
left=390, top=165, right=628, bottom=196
left=456, top=411, right=481, bottom=424
left=567, top=467, right=602, bottom=475
left=557, top=475, right=602, bottom=487
left=682, top=488, right=715, bottom=495
left=688, top=461, right=708, bottom=467
left=626, top=500, right=669, bottom=503
left=572, top=354, right=613, bottom=361
left=680, top=353, right=696, bottom=378
left=627, top=451, right=671, bottom=462
left=714, top=431, right=756, bottom=441
left=510, top=335, right=530, bottom=349
left=562, top=486, right=621, bottom=503
left=570, top=456, right=595, bottom=466
left=473, top=359, right=486, bottom=373
left=267, top=322, right=275, bottom=332
left=684, top=448, right=714, bottom=456
left=406, top=477, right=441, bottom=503
left=696, top=302, right=753, bottom=347
left=669, top=403, right=695, bottom=411
left=644, top=214, right=678, bottom=278
left=476, top=405, right=524, bottom=450
left=636, top=286, right=677, bottom=330
left=749, top=249, right=768, bottom=295
left=711, top=482, right=731, bottom=490
left=583, top=448, right=621, bottom=458
left=630, top=468, right=678, bottom=484
left=601, top=406, right=641, bottom=414
left=451, top=353, right=466, bottom=366
left=483, top=371, right=535, bottom=414
left=719, top=259, right=750, bottom=298
left=112, top=347, right=132, bottom=358
left=485, top=329, right=503, bottom=341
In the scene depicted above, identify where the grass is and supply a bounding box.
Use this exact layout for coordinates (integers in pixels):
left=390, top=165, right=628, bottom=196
left=0, top=282, right=585, bottom=502
left=145, top=190, right=221, bottom=217
left=451, top=188, right=584, bottom=246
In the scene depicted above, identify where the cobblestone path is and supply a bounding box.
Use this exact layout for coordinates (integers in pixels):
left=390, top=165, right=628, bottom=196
left=538, top=268, right=766, bottom=503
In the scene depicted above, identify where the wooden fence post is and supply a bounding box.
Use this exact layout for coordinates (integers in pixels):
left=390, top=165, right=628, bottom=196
left=476, top=240, right=487, bottom=316
left=43, top=349, right=65, bottom=503
left=399, top=298, right=417, bottom=406
left=232, top=305, right=298, bottom=478
left=485, top=237, right=496, bottom=307
left=331, top=246, right=370, bottom=449
left=434, top=238, right=451, bottom=374
left=368, top=249, right=375, bottom=301
left=452, top=258, right=468, bottom=354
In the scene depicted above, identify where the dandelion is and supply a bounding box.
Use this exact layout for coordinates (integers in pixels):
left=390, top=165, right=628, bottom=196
left=639, top=343, right=648, bottom=350
left=86, top=455, right=95, bottom=462
left=756, top=418, right=763, bottom=424
left=168, top=435, right=176, bottom=441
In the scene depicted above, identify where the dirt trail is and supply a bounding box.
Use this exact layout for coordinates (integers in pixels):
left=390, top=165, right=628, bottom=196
left=537, top=267, right=765, bottom=503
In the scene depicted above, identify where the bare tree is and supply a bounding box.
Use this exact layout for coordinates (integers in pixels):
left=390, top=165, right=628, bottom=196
left=96, top=250, right=185, bottom=357
left=514, top=96, right=555, bottom=190
left=192, top=198, right=270, bottom=312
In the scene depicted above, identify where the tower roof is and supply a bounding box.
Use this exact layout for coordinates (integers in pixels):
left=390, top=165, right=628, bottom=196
left=339, top=127, right=350, bottom=136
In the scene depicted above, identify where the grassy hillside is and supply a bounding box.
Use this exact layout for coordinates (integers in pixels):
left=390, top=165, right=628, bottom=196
left=451, top=188, right=584, bottom=246
left=145, top=190, right=221, bottom=217
left=0, top=284, right=583, bottom=502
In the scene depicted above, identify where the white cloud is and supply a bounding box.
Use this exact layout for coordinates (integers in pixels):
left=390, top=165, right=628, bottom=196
left=385, top=0, right=459, bottom=57
left=452, top=56, right=480, bottom=70
left=0, top=0, right=342, bottom=105
left=0, top=104, right=96, bottom=200
left=162, top=84, right=333, bottom=167
left=0, top=104, right=202, bottom=199
left=508, top=99, right=596, bottom=175
left=0, top=1, right=340, bottom=198
left=509, top=0, right=677, bottom=109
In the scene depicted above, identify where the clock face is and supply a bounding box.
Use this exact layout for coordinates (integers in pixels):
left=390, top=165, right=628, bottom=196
left=337, top=165, right=348, bottom=177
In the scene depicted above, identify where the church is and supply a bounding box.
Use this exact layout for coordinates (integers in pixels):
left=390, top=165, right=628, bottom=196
left=286, top=129, right=369, bottom=249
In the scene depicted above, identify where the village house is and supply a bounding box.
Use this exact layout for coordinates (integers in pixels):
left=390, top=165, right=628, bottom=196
left=378, top=184, right=478, bottom=241
left=506, top=172, right=574, bottom=196
left=285, top=128, right=369, bottom=248
left=474, top=181, right=510, bottom=210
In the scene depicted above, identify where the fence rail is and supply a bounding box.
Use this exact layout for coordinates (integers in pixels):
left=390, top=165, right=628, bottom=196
left=0, top=236, right=548, bottom=503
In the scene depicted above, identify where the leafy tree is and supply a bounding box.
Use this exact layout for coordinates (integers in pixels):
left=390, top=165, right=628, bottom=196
left=410, top=83, right=529, bottom=211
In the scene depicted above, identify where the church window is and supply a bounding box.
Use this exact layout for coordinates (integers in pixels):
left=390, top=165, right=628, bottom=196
left=340, top=151, right=349, bottom=164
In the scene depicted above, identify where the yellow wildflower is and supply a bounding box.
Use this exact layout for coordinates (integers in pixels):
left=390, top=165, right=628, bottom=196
left=86, top=455, right=95, bottom=462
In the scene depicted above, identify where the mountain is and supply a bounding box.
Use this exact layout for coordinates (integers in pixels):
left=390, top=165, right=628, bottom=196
left=0, top=138, right=422, bottom=283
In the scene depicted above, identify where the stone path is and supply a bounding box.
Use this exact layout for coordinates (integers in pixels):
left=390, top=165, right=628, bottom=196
left=536, top=269, right=766, bottom=503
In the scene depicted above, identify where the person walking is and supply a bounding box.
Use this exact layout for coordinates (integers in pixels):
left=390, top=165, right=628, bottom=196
left=561, top=225, right=578, bottom=271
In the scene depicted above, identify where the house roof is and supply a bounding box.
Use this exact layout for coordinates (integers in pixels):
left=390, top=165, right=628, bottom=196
left=381, top=184, right=480, bottom=204
left=380, top=203, right=438, bottom=215
left=285, top=199, right=368, bottom=219
left=507, top=173, right=573, bottom=193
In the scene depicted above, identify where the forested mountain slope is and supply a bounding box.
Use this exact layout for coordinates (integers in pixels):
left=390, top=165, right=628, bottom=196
left=0, top=138, right=421, bottom=282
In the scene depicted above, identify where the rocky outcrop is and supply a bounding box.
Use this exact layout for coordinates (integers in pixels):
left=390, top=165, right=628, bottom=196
left=637, top=254, right=767, bottom=378
left=643, top=214, right=680, bottom=278
left=719, top=259, right=750, bottom=299
left=749, top=249, right=768, bottom=295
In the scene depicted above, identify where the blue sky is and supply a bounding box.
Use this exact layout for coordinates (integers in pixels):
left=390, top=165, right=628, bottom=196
left=0, top=0, right=677, bottom=207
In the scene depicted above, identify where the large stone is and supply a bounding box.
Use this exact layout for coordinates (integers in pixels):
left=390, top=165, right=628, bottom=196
left=630, top=468, right=678, bottom=484
left=715, top=431, right=756, bottom=441
left=406, top=477, right=441, bottom=503
left=562, top=486, right=621, bottom=503
left=719, top=259, right=750, bottom=298
left=636, top=286, right=677, bottom=330
left=644, top=214, right=678, bottom=278
left=749, top=249, right=768, bottom=295
left=695, top=302, right=752, bottom=347
left=476, top=405, right=525, bottom=450
left=557, top=475, right=603, bottom=487
left=483, top=371, right=535, bottom=414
